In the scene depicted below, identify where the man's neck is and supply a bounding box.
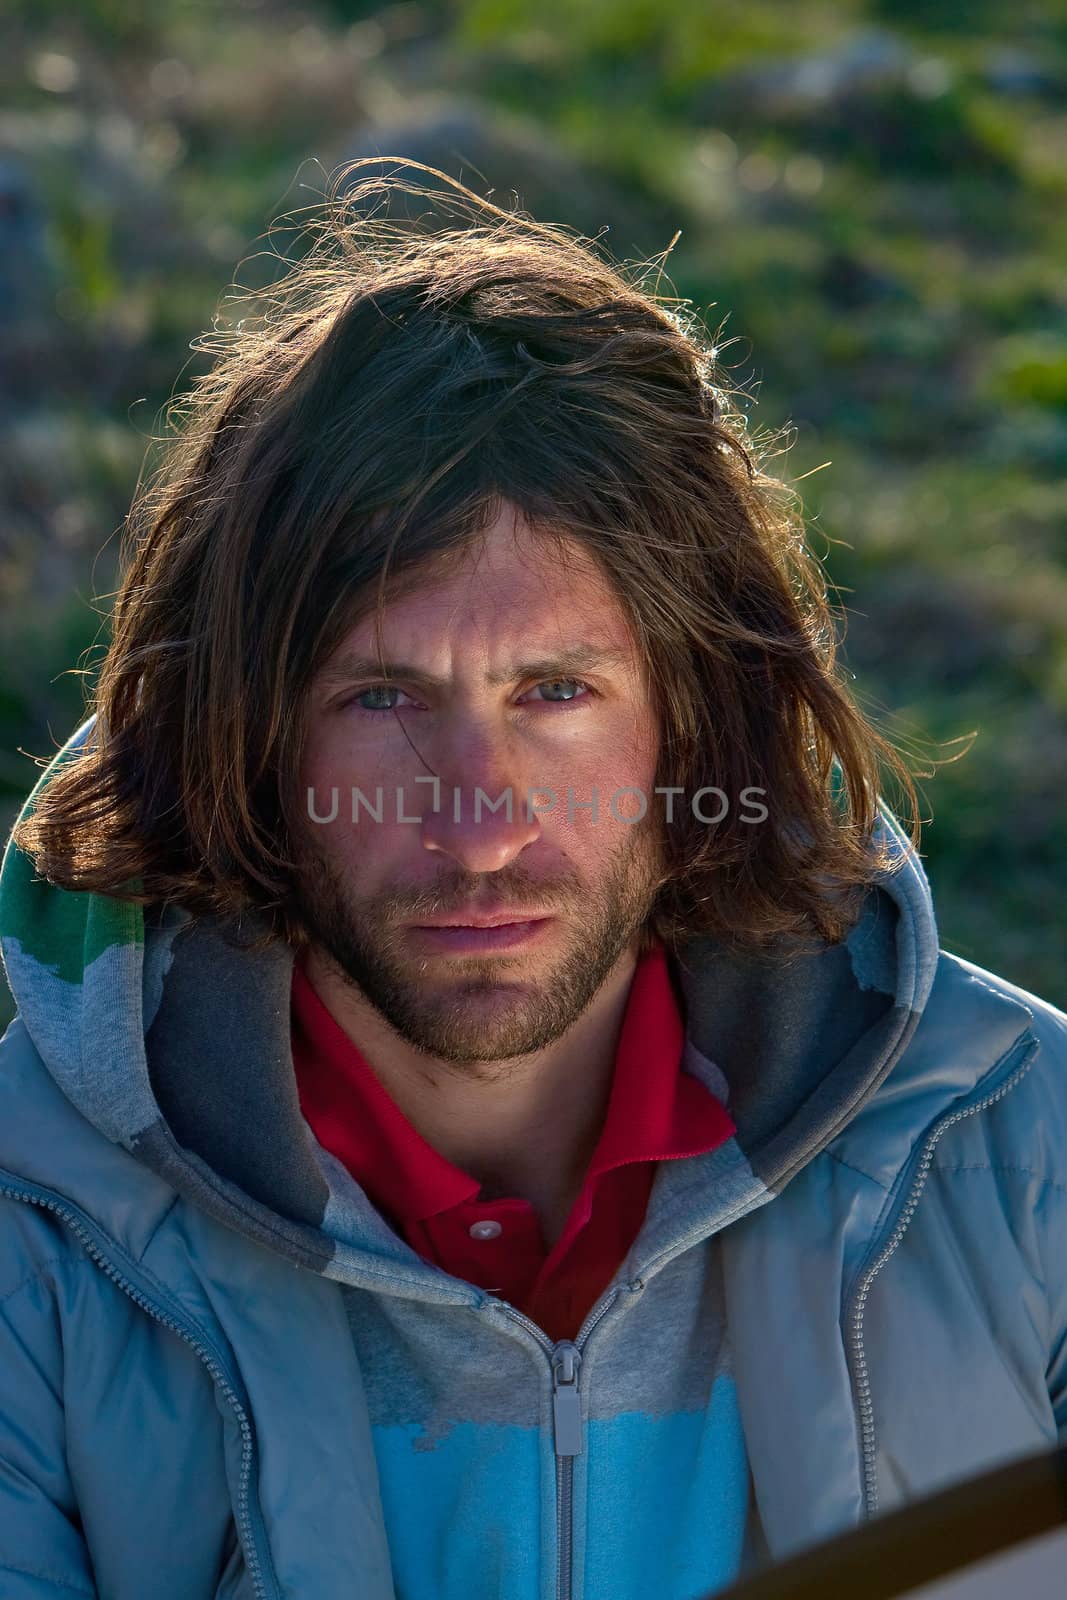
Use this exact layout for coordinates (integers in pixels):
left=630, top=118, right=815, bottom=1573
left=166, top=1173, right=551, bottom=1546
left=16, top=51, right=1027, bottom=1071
left=300, top=943, right=641, bottom=1233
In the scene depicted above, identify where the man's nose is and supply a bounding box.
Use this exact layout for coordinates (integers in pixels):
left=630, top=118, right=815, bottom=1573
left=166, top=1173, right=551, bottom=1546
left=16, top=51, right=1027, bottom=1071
left=417, top=731, right=543, bottom=873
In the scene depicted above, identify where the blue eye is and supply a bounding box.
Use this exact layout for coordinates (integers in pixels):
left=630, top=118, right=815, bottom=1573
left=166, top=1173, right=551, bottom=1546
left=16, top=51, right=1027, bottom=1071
left=529, top=679, right=588, bottom=703
left=353, top=685, right=406, bottom=712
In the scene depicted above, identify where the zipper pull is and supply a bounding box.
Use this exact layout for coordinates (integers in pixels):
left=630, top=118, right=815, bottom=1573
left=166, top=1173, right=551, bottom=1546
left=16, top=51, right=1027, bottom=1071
left=552, top=1342, right=584, bottom=1457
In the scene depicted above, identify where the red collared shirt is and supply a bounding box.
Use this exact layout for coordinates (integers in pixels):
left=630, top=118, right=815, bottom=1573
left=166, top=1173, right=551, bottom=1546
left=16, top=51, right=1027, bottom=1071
left=291, top=943, right=735, bottom=1344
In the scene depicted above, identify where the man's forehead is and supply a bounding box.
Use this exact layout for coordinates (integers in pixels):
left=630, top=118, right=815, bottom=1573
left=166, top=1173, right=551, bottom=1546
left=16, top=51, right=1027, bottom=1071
left=383, top=530, right=614, bottom=620
left=325, top=529, right=638, bottom=676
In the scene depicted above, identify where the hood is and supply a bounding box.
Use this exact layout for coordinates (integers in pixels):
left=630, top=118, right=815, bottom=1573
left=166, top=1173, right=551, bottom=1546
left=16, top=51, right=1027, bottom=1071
left=0, top=713, right=944, bottom=1280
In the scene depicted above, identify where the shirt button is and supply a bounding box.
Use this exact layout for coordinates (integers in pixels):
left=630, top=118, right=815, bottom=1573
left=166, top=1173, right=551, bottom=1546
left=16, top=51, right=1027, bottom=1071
left=469, top=1219, right=503, bottom=1240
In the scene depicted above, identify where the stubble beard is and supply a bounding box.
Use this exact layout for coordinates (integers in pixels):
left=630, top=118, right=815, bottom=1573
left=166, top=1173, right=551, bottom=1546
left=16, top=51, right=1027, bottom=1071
left=290, top=822, right=665, bottom=1065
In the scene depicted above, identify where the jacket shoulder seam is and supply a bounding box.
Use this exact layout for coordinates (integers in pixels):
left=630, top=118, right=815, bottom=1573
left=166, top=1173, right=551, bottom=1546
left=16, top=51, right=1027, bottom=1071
left=943, top=950, right=1067, bottom=1044
left=963, top=962, right=1036, bottom=1017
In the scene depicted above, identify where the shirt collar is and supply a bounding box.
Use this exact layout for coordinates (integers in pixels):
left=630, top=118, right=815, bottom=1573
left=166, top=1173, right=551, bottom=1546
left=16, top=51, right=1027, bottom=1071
left=291, top=940, right=734, bottom=1228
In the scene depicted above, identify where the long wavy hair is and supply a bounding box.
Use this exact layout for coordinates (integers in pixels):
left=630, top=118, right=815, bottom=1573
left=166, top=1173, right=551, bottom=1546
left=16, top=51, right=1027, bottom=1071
left=13, top=160, right=922, bottom=956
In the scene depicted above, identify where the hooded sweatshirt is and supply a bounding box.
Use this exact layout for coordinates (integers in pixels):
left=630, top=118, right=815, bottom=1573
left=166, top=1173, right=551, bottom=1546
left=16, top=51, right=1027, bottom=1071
left=1, top=714, right=1065, bottom=1600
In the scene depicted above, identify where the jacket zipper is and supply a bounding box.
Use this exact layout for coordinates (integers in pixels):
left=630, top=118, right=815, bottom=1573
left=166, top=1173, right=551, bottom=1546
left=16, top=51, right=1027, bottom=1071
left=502, top=1292, right=622, bottom=1600
left=845, top=1034, right=1040, bottom=1517
left=0, top=1179, right=277, bottom=1600
left=552, top=1343, right=582, bottom=1600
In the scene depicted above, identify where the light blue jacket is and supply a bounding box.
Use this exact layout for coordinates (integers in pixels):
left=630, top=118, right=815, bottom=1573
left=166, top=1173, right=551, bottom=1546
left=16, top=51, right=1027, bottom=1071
left=1, top=718, right=1066, bottom=1598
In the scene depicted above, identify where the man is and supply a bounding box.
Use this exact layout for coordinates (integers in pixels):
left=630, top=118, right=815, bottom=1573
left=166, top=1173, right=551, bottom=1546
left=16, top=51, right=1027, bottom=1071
left=1, top=165, right=1065, bottom=1600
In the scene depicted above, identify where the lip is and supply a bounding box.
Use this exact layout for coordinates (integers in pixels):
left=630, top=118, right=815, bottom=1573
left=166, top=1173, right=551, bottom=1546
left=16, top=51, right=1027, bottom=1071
left=411, top=907, right=552, bottom=929
left=405, top=916, right=554, bottom=954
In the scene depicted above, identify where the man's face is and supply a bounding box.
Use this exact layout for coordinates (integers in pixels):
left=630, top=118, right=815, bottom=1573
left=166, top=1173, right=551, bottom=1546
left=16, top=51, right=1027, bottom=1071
left=292, top=502, right=663, bottom=1064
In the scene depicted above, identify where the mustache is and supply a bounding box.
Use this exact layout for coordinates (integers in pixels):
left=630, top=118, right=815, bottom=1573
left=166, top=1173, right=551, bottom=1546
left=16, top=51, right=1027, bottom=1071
left=295, top=838, right=584, bottom=920
left=374, top=869, right=583, bottom=920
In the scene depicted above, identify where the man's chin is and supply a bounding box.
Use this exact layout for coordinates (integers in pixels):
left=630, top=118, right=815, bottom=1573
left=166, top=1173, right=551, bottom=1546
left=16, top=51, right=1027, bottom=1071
left=365, top=974, right=569, bottom=1062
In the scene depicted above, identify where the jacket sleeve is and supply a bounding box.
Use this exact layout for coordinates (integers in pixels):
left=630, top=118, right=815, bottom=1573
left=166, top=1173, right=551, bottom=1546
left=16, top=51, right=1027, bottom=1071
left=0, top=1249, right=98, bottom=1598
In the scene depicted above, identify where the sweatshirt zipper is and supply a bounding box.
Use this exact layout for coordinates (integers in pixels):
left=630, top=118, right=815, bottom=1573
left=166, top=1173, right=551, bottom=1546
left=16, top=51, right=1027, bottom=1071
left=0, top=1179, right=277, bottom=1600
left=502, top=1291, right=621, bottom=1600
left=845, top=1034, right=1040, bottom=1518
left=552, top=1343, right=582, bottom=1600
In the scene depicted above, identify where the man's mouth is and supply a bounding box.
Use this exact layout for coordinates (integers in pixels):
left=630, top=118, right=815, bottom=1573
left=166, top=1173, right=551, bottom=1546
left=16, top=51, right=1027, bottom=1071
left=412, top=906, right=553, bottom=929
left=404, top=910, right=555, bottom=955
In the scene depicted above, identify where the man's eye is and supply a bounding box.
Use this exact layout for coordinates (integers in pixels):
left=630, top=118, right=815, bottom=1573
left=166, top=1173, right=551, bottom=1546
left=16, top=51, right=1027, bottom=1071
left=525, top=678, right=590, bottom=703
left=351, top=685, right=411, bottom=712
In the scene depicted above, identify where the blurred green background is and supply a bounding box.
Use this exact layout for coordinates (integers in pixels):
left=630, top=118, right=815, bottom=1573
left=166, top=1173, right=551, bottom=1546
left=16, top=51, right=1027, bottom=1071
left=1, top=0, right=1065, bottom=1023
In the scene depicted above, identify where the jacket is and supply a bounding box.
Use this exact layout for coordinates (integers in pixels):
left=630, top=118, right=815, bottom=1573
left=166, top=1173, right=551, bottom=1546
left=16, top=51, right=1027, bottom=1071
left=1, top=715, right=1066, bottom=1599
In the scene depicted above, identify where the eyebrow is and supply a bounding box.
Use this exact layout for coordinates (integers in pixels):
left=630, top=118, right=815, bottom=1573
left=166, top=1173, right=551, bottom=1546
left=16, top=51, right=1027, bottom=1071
left=316, top=644, right=634, bottom=693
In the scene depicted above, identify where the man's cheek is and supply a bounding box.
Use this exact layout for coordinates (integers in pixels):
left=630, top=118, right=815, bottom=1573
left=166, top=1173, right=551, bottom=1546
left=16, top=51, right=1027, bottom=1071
left=546, top=768, right=654, bottom=839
